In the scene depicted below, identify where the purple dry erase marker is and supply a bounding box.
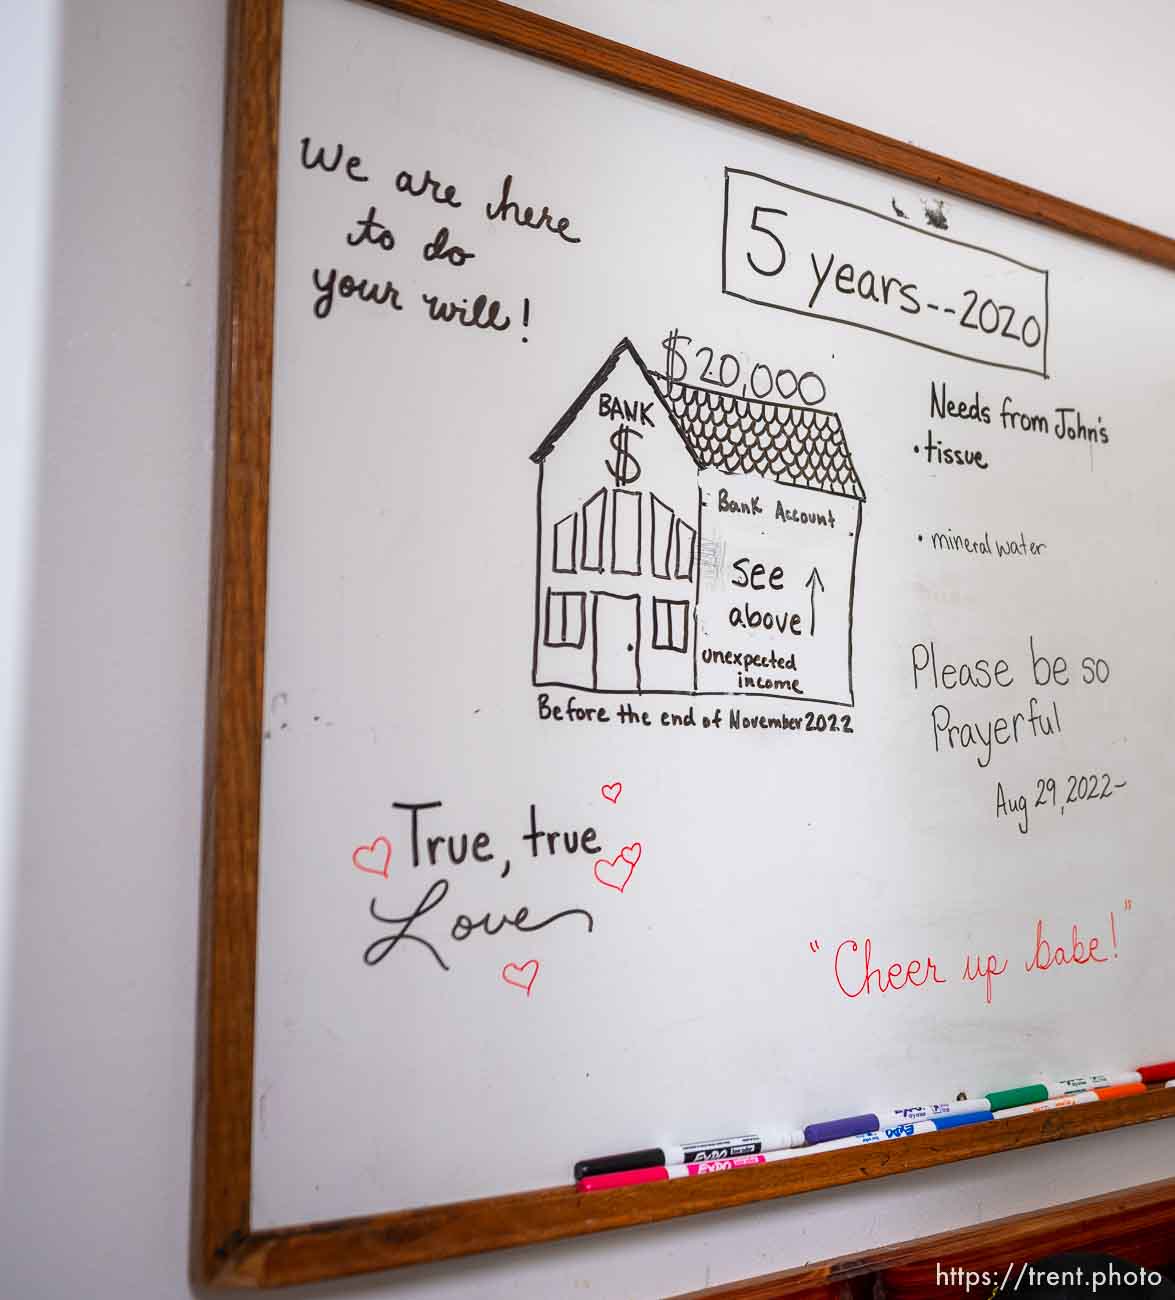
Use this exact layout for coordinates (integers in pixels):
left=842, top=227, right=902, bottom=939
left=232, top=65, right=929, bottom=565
left=803, top=1113, right=879, bottom=1145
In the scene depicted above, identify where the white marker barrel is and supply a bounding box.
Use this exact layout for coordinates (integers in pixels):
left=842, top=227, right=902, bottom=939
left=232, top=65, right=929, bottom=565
left=664, top=1130, right=806, bottom=1163
left=877, top=1098, right=991, bottom=1125
left=996, top=1092, right=1096, bottom=1118
left=1045, top=1071, right=1141, bottom=1097
left=769, top=1121, right=931, bottom=1161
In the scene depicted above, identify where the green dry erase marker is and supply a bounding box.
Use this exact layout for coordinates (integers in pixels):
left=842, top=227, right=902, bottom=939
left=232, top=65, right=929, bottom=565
left=987, top=1084, right=1049, bottom=1111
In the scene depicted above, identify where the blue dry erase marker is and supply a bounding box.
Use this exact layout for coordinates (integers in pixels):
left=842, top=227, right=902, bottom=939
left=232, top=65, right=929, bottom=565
left=932, top=1111, right=992, bottom=1131
left=879, top=1098, right=991, bottom=1125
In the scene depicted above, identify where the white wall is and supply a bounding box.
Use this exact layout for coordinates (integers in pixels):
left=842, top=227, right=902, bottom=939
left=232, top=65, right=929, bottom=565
left=0, top=0, right=60, bottom=1161
left=1, top=3, right=1172, bottom=1299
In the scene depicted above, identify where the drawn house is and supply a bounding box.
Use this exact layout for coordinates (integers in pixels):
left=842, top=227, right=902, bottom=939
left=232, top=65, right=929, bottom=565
left=531, top=339, right=865, bottom=706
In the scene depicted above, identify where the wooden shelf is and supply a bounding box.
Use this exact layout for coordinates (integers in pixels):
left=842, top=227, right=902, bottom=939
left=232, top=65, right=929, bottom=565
left=675, top=1174, right=1175, bottom=1299
left=215, top=1088, right=1175, bottom=1287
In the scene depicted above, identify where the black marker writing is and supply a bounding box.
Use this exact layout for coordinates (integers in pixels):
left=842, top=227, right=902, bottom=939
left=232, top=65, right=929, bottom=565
left=392, top=799, right=444, bottom=866
left=363, top=881, right=594, bottom=974
left=312, top=267, right=403, bottom=320
left=451, top=904, right=594, bottom=942
left=391, top=800, right=495, bottom=867
left=918, top=428, right=989, bottom=470
left=421, top=292, right=511, bottom=331
left=300, top=136, right=368, bottom=182
left=396, top=167, right=462, bottom=207
left=521, top=803, right=599, bottom=858
left=347, top=206, right=396, bottom=251
left=808, top=250, right=920, bottom=315
left=422, top=226, right=476, bottom=267
left=364, top=883, right=450, bottom=971
left=484, top=174, right=581, bottom=244
left=1053, top=408, right=1108, bottom=445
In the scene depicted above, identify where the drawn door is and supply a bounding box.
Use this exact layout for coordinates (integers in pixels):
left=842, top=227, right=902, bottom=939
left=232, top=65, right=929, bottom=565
left=592, top=593, right=641, bottom=692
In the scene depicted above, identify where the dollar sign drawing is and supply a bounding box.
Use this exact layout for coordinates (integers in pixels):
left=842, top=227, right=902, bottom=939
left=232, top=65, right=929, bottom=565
left=661, top=329, right=690, bottom=383
left=605, top=424, right=643, bottom=486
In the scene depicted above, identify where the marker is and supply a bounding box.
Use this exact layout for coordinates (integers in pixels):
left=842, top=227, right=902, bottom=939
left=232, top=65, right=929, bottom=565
left=805, top=1098, right=989, bottom=1144
left=577, top=1114, right=991, bottom=1192
left=573, top=1132, right=805, bottom=1181
left=578, top=1152, right=772, bottom=1191
left=986, top=1084, right=1050, bottom=1111
left=1046, top=1071, right=1141, bottom=1096
left=997, top=1094, right=1094, bottom=1118
left=878, top=1098, right=992, bottom=1125
left=803, top=1114, right=879, bottom=1144
left=996, top=1082, right=1146, bottom=1119
left=1093, top=1083, right=1147, bottom=1100
left=785, top=1112, right=992, bottom=1158
left=1137, top=1060, right=1175, bottom=1083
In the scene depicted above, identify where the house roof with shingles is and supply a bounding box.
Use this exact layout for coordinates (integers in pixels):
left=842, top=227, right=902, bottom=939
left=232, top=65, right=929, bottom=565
left=532, top=338, right=865, bottom=503
left=656, top=376, right=866, bottom=502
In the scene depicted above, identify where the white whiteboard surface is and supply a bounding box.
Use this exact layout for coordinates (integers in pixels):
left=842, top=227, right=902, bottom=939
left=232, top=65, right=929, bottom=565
left=252, top=0, right=1175, bottom=1230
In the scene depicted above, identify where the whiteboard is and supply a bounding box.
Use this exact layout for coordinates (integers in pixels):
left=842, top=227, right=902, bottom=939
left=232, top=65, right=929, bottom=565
left=251, top=0, right=1175, bottom=1231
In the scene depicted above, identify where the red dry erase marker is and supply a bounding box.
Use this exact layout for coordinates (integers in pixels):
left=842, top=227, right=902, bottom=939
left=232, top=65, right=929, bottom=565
left=1137, top=1060, right=1175, bottom=1083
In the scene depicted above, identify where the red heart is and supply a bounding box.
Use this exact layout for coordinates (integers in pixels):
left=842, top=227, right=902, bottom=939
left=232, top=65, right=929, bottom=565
left=352, top=836, right=392, bottom=879
left=601, top=782, right=622, bottom=804
left=594, top=843, right=641, bottom=892
left=501, top=960, right=539, bottom=996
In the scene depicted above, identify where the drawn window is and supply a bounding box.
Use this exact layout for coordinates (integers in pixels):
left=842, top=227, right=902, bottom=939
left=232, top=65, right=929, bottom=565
left=552, top=513, right=577, bottom=574
left=675, top=519, right=696, bottom=581
left=652, top=598, right=689, bottom=653
left=650, top=495, right=675, bottom=579
left=544, top=590, right=587, bottom=648
left=581, top=489, right=606, bottom=572
left=611, top=489, right=642, bottom=576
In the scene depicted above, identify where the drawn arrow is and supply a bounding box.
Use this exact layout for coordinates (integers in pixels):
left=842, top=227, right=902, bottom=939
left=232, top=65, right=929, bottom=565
left=805, top=566, right=825, bottom=636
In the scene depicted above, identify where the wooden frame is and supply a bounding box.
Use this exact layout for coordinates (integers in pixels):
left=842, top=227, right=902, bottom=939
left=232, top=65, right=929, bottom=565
left=195, top=0, right=1175, bottom=1287
left=671, top=1177, right=1175, bottom=1299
